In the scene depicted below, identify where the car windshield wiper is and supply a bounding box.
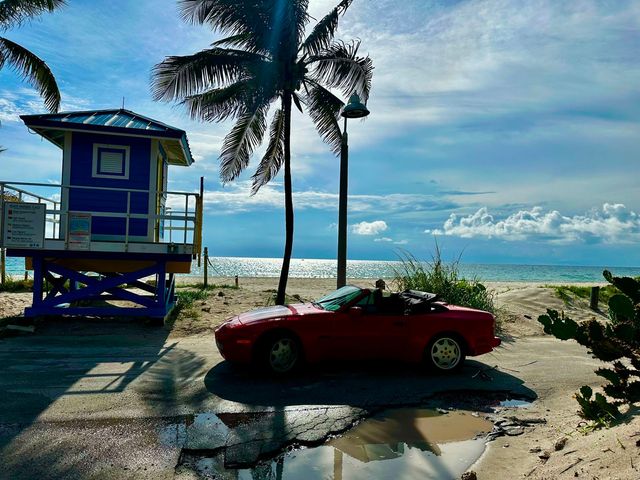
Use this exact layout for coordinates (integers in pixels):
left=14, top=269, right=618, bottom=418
left=312, top=301, right=324, bottom=310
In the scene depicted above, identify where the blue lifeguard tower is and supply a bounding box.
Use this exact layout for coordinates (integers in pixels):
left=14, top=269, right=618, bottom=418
left=0, top=109, right=203, bottom=320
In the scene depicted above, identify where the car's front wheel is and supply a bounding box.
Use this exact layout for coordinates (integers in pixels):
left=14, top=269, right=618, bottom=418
left=425, top=334, right=465, bottom=373
left=259, top=332, right=302, bottom=375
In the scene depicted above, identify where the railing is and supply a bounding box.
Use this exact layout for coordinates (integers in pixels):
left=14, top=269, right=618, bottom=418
left=0, top=181, right=202, bottom=254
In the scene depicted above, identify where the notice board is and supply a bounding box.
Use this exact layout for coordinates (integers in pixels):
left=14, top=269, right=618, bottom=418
left=68, top=212, right=92, bottom=251
left=1, top=202, right=46, bottom=249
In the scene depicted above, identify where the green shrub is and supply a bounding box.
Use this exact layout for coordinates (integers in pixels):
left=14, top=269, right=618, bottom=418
left=538, top=270, right=640, bottom=425
left=392, top=247, right=495, bottom=314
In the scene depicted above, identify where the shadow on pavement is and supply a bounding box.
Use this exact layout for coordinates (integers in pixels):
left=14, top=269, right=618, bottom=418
left=204, top=359, right=537, bottom=409
left=0, top=316, right=183, bottom=479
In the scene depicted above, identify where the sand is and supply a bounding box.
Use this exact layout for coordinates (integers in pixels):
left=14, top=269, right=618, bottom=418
left=1, top=276, right=637, bottom=479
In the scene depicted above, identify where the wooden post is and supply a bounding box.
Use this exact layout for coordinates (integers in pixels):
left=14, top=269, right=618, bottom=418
left=235, top=275, right=239, bottom=288
left=203, top=246, right=208, bottom=289
left=590, top=286, right=600, bottom=310
left=0, top=247, right=5, bottom=285
left=197, top=176, right=204, bottom=267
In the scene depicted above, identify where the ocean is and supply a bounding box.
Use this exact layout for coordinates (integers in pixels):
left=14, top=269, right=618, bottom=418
left=4, top=255, right=639, bottom=283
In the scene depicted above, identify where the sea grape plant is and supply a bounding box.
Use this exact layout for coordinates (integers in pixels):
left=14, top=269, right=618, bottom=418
left=538, top=270, right=640, bottom=424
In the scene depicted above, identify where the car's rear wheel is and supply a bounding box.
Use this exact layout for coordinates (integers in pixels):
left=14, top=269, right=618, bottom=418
left=425, top=334, right=465, bottom=373
left=260, top=332, right=302, bottom=375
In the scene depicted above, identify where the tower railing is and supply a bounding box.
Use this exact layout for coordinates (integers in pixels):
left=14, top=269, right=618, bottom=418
left=0, top=181, right=202, bottom=254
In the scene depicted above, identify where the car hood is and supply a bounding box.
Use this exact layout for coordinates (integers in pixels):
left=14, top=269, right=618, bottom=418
left=236, top=303, right=321, bottom=324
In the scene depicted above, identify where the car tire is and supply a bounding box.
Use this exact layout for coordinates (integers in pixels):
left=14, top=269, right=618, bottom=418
left=259, top=332, right=302, bottom=375
left=425, top=334, right=465, bottom=373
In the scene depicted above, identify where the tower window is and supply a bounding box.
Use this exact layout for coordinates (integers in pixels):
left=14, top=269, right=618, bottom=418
left=92, top=144, right=130, bottom=179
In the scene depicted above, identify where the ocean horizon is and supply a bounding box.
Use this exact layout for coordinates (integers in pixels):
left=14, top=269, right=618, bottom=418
left=3, top=256, right=639, bottom=283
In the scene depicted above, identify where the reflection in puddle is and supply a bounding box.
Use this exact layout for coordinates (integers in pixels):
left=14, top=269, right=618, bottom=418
left=499, top=398, right=532, bottom=408
left=208, top=408, right=493, bottom=480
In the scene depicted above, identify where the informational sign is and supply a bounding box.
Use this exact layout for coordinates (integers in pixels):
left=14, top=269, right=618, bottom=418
left=68, top=212, right=92, bottom=251
left=1, top=202, right=46, bottom=249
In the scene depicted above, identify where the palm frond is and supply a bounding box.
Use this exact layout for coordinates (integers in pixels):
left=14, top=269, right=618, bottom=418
left=259, top=0, right=302, bottom=61
left=181, top=79, right=254, bottom=122
left=251, top=108, right=285, bottom=194
left=304, top=81, right=343, bottom=155
left=290, top=0, right=310, bottom=45
left=301, top=0, right=353, bottom=56
left=291, top=92, right=303, bottom=113
left=179, top=0, right=273, bottom=50
left=0, top=0, right=65, bottom=29
left=0, top=37, right=60, bottom=111
left=152, top=47, right=266, bottom=102
left=219, top=101, right=269, bottom=182
left=211, top=33, right=252, bottom=48
left=307, top=40, right=373, bottom=101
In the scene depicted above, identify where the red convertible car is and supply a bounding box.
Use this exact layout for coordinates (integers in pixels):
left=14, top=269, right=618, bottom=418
left=214, top=286, right=500, bottom=375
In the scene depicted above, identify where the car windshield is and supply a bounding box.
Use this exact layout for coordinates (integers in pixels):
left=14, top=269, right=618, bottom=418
left=315, top=286, right=363, bottom=312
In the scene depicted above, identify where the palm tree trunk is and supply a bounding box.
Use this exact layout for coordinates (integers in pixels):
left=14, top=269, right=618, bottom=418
left=276, top=93, right=294, bottom=305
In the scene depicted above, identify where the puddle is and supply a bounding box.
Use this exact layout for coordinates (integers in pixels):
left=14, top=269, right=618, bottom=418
left=498, top=398, right=532, bottom=408
left=182, top=408, right=493, bottom=479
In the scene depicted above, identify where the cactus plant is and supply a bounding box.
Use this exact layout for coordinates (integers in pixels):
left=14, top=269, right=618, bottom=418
left=538, top=270, right=640, bottom=424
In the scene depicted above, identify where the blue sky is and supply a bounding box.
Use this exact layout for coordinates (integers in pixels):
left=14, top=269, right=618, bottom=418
left=1, top=0, right=639, bottom=266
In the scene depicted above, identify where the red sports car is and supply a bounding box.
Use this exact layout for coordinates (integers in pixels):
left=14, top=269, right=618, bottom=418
left=214, top=286, right=501, bottom=374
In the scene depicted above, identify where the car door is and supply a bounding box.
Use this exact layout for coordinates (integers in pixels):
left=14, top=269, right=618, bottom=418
left=329, top=293, right=409, bottom=360
left=362, top=311, right=409, bottom=359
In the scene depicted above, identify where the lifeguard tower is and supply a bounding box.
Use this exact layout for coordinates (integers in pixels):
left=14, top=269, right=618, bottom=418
left=0, top=109, right=203, bottom=320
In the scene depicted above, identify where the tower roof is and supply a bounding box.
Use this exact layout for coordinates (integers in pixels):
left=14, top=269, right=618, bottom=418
left=21, top=109, right=194, bottom=166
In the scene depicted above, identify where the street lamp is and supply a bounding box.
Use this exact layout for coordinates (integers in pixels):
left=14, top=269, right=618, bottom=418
left=337, top=93, right=370, bottom=288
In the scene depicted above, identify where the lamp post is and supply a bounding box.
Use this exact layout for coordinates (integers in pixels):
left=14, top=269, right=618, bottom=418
left=337, top=93, right=370, bottom=288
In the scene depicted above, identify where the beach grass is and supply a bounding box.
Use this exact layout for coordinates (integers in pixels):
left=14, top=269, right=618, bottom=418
left=176, top=282, right=238, bottom=290
left=392, top=249, right=495, bottom=314
left=0, top=278, right=33, bottom=293
left=546, top=284, right=618, bottom=306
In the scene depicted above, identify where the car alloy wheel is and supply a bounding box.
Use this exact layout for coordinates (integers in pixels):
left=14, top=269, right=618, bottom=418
left=268, top=336, right=299, bottom=374
left=429, top=336, right=463, bottom=371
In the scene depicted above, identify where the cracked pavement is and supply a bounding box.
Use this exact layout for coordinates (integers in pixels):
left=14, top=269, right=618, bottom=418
left=183, top=406, right=367, bottom=467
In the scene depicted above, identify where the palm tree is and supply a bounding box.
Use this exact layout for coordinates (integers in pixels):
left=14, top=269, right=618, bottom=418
left=0, top=0, right=64, bottom=112
left=153, top=0, right=373, bottom=304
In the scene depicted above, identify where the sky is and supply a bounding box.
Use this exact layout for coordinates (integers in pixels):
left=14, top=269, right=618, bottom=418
left=1, top=0, right=639, bottom=266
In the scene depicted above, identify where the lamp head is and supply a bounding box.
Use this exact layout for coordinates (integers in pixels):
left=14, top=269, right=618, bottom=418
left=341, top=93, right=370, bottom=119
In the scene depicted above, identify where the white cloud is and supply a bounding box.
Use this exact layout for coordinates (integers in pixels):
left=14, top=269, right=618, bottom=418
left=199, top=181, right=457, bottom=214
left=373, top=236, right=408, bottom=245
left=431, top=204, right=640, bottom=244
left=187, top=131, right=224, bottom=162
left=351, top=220, right=388, bottom=236
left=0, top=94, right=41, bottom=122
left=322, top=0, right=640, bottom=152
left=0, top=88, right=91, bottom=123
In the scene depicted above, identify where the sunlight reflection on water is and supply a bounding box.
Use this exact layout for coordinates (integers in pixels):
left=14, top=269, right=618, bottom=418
left=4, top=255, right=639, bottom=282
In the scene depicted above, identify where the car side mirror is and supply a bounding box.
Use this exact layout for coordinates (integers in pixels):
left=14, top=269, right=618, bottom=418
left=349, top=306, right=364, bottom=316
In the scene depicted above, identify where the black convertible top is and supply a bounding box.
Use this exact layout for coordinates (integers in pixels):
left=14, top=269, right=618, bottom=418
left=399, top=290, right=438, bottom=302
left=398, top=290, right=440, bottom=314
